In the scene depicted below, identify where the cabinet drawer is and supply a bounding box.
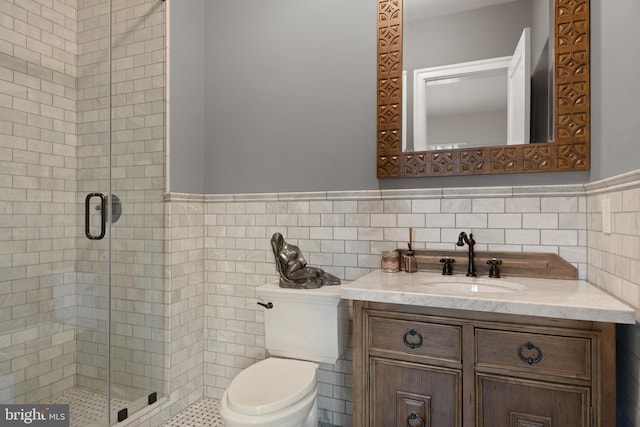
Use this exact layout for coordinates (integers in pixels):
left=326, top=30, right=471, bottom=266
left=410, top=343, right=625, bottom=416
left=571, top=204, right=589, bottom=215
left=476, top=329, right=591, bottom=379
left=368, top=316, right=461, bottom=363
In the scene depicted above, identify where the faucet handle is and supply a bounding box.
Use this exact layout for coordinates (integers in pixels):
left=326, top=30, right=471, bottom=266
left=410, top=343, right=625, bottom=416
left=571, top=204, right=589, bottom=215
left=487, top=258, right=502, bottom=278
left=440, top=257, right=455, bottom=275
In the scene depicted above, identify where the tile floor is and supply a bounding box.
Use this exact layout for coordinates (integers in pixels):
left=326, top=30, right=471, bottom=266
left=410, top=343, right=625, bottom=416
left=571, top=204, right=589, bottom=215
left=47, top=387, right=130, bottom=427
left=42, top=387, right=224, bottom=427
left=161, top=398, right=224, bottom=426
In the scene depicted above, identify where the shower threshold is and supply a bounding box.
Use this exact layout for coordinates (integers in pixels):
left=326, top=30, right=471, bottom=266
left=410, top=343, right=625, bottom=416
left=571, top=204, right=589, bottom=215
left=45, top=386, right=159, bottom=426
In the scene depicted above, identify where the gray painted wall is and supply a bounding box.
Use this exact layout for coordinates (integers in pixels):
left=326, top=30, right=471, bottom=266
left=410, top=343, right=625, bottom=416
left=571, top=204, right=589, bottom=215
left=169, top=0, right=639, bottom=194
left=169, top=0, right=205, bottom=194
left=202, top=0, right=376, bottom=194
left=590, top=0, right=640, bottom=182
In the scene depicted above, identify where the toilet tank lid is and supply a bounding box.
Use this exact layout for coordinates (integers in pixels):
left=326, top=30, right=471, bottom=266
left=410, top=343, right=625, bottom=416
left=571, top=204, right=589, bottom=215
left=256, top=282, right=341, bottom=304
left=227, top=358, right=318, bottom=416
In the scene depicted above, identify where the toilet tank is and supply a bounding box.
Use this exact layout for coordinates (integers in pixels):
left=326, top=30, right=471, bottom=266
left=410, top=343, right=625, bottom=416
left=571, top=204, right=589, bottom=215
left=256, top=282, right=347, bottom=365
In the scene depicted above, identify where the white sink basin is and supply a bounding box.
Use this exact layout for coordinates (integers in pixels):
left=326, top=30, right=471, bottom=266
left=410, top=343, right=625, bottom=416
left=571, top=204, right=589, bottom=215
left=419, top=276, right=525, bottom=294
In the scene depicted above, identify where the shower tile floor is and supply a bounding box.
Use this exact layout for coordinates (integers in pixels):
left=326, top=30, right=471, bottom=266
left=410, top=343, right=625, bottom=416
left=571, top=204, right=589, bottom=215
left=44, top=388, right=224, bottom=426
left=161, top=397, right=224, bottom=426
left=47, top=387, right=130, bottom=427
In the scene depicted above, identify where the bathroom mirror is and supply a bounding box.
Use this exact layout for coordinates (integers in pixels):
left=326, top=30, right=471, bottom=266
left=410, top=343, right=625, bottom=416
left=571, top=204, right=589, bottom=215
left=377, top=0, right=590, bottom=178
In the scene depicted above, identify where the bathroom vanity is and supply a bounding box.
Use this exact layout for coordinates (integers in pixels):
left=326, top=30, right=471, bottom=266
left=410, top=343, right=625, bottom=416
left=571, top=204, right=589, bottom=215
left=342, top=271, right=635, bottom=427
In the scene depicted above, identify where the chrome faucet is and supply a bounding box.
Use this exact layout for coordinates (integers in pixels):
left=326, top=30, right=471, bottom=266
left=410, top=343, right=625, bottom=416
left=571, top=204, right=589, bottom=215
left=456, top=232, right=476, bottom=277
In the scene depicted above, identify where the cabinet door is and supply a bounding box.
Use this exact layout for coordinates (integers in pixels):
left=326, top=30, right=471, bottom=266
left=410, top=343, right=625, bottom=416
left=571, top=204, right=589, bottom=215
left=478, top=374, right=590, bottom=427
left=370, top=357, right=461, bottom=427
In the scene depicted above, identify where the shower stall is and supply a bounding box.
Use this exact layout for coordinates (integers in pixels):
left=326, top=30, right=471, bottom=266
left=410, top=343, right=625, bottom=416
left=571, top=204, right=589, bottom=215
left=1, top=0, right=168, bottom=424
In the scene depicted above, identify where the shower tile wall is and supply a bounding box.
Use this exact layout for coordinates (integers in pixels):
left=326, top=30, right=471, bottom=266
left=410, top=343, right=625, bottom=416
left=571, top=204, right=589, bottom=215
left=75, top=0, right=168, bottom=401
left=165, top=197, right=204, bottom=417
left=196, top=187, right=588, bottom=426
left=107, top=197, right=207, bottom=426
left=1, top=1, right=203, bottom=422
left=586, top=171, right=640, bottom=426
left=0, top=0, right=78, bottom=404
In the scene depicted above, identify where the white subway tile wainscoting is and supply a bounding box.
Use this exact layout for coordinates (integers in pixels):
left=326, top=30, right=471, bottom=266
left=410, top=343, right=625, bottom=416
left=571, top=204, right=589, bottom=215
left=167, top=183, right=590, bottom=426
left=157, top=171, right=637, bottom=426
left=586, top=170, right=640, bottom=426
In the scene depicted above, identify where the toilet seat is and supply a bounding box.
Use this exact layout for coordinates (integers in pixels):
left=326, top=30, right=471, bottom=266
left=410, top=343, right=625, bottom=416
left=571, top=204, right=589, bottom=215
left=220, top=358, right=319, bottom=427
left=220, top=385, right=317, bottom=427
left=226, top=358, right=318, bottom=416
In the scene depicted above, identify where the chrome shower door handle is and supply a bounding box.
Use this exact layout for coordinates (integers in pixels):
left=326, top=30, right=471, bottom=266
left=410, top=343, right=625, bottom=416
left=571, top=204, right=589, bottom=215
left=85, top=192, right=106, bottom=240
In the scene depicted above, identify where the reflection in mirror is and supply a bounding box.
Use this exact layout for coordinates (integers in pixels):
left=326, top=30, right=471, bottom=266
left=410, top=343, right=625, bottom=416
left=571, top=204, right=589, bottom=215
left=410, top=60, right=510, bottom=151
left=429, top=74, right=507, bottom=149
left=409, top=52, right=532, bottom=151
left=402, top=0, right=551, bottom=151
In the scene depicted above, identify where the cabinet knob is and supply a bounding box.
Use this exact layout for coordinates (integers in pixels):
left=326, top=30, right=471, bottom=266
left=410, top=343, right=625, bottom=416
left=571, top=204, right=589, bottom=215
left=406, top=411, right=425, bottom=427
left=403, top=329, right=423, bottom=349
left=518, top=341, right=543, bottom=364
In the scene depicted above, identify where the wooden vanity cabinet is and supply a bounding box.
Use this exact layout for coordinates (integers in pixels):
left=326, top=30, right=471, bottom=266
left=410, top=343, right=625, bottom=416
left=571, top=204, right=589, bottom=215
left=353, top=301, right=616, bottom=427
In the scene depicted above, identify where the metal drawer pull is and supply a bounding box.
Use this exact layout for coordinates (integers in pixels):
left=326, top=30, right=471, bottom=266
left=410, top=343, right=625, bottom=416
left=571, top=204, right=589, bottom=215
left=406, top=412, right=425, bottom=427
left=518, top=341, right=543, bottom=364
left=403, top=329, right=423, bottom=349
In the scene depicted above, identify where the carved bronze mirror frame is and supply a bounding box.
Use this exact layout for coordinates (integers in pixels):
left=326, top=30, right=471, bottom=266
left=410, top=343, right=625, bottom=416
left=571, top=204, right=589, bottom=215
left=377, top=0, right=590, bottom=178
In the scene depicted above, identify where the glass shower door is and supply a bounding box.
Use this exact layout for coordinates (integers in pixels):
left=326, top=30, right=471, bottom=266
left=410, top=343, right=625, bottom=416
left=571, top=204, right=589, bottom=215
left=77, top=0, right=168, bottom=423
left=0, top=0, right=167, bottom=425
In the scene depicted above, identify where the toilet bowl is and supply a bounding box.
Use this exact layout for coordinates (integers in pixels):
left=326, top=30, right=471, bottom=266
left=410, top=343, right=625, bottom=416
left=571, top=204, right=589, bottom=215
left=219, top=357, right=319, bottom=427
left=220, top=283, right=346, bottom=427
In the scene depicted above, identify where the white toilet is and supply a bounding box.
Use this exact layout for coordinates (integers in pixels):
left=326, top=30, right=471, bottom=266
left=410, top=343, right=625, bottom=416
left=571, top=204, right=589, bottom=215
left=219, top=282, right=347, bottom=427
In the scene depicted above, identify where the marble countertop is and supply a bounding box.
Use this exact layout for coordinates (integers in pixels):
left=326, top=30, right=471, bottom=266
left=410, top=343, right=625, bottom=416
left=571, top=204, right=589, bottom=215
left=340, top=270, right=635, bottom=324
